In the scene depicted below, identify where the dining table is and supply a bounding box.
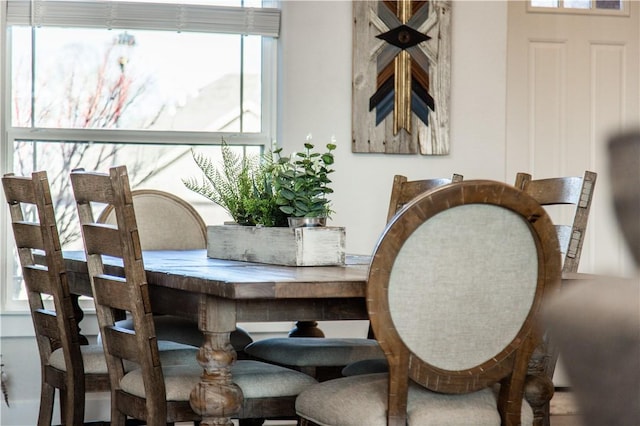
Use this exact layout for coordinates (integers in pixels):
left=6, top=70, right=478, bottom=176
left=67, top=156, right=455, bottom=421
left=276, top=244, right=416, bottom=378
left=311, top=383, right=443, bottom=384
left=61, top=248, right=602, bottom=425
left=62, top=248, right=371, bottom=426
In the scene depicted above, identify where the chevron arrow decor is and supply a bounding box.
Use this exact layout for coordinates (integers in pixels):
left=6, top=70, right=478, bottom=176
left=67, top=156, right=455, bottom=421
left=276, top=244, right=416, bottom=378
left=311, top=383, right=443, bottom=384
left=353, top=0, right=451, bottom=155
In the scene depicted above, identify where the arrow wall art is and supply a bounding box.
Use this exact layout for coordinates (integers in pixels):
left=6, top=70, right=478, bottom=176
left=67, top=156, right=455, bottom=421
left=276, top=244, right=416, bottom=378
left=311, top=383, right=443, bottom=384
left=352, top=0, right=451, bottom=155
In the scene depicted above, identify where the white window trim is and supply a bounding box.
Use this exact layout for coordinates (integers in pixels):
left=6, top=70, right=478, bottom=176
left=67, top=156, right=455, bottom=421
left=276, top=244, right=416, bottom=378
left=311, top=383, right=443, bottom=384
left=0, top=1, right=280, bottom=313
left=527, top=0, right=630, bottom=16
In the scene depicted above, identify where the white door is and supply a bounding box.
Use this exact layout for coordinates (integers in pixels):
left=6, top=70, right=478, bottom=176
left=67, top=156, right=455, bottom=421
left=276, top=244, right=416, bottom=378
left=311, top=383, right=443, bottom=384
left=506, top=0, right=640, bottom=278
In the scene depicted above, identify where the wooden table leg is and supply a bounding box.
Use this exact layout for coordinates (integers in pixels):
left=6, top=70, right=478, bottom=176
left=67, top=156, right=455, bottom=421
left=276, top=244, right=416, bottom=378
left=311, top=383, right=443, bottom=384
left=190, top=295, right=242, bottom=425
left=70, top=294, right=89, bottom=345
left=289, top=320, right=325, bottom=337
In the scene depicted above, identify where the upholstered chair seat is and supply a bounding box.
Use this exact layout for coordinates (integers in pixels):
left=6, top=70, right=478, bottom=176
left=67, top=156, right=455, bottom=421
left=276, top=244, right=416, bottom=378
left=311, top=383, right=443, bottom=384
left=121, top=360, right=317, bottom=401
left=245, top=337, right=383, bottom=368
left=340, top=357, right=388, bottom=377
left=296, top=373, right=534, bottom=426
left=114, top=316, right=253, bottom=353
left=49, top=341, right=198, bottom=374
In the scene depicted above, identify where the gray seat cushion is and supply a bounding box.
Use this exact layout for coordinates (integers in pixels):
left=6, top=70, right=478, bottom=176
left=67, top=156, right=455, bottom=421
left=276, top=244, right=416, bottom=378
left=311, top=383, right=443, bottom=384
left=341, top=357, right=388, bottom=376
left=244, top=337, right=383, bottom=367
left=120, top=359, right=318, bottom=401
left=296, top=373, right=534, bottom=426
left=49, top=340, right=197, bottom=374
left=49, top=344, right=109, bottom=374
left=114, top=315, right=253, bottom=351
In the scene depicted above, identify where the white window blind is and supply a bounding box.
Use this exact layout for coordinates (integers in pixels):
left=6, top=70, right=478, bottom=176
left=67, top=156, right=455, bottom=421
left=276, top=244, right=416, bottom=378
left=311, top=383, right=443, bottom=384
left=5, top=0, right=281, bottom=36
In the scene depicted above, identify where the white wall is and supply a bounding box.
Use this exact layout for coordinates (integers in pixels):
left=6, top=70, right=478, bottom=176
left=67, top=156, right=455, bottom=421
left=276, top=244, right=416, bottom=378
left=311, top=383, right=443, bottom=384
left=278, top=1, right=509, bottom=255
left=0, top=2, right=511, bottom=424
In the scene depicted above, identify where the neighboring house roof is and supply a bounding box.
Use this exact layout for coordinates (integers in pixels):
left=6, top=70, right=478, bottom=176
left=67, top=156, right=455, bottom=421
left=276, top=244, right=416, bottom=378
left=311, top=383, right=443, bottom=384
left=149, top=73, right=261, bottom=132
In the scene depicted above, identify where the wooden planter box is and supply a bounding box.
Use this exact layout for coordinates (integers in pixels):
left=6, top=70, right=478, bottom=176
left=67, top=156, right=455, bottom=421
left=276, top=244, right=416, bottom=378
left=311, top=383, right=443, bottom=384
left=207, top=225, right=346, bottom=266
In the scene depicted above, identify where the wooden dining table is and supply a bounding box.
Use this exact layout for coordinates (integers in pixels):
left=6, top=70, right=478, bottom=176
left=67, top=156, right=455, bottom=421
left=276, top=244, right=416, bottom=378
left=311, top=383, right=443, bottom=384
left=62, top=248, right=371, bottom=426
left=61, top=248, right=602, bottom=425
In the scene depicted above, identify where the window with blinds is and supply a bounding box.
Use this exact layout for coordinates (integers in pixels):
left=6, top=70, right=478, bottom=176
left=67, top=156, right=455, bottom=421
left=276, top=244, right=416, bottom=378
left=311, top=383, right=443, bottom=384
left=1, top=0, right=280, bottom=309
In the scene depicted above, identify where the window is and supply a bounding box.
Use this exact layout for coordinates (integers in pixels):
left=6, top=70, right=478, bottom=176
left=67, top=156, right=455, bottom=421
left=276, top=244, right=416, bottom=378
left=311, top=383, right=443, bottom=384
left=1, top=0, right=280, bottom=310
left=529, top=0, right=628, bottom=15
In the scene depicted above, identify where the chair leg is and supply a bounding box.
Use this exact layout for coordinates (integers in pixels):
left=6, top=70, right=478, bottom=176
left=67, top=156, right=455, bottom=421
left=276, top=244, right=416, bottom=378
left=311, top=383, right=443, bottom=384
left=37, top=382, right=55, bottom=426
left=111, top=405, right=127, bottom=426
left=60, top=383, right=85, bottom=426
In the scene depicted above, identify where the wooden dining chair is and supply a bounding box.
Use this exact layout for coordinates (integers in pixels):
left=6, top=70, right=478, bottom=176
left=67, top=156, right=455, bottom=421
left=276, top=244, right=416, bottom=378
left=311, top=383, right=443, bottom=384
left=97, top=189, right=254, bottom=356
left=296, top=179, right=562, bottom=426
left=515, top=170, right=597, bottom=426
left=70, top=165, right=317, bottom=425
left=2, top=171, right=111, bottom=426
left=515, top=170, right=597, bottom=274
left=244, top=173, right=463, bottom=381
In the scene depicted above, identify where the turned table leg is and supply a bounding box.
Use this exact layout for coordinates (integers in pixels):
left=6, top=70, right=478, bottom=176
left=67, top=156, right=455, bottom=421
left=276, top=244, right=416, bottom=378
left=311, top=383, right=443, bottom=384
left=190, top=295, right=242, bottom=425
left=289, top=320, right=325, bottom=338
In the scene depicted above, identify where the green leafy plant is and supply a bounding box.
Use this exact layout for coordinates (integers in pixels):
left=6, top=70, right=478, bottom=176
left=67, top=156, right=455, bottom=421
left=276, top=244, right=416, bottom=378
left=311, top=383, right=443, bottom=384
left=273, top=141, right=336, bottom=218
left=183, top=141, right=287, bottom=227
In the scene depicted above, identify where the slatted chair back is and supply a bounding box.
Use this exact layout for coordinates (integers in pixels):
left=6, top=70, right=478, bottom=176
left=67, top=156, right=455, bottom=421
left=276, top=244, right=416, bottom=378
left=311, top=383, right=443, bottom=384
left=2, top=171, right=109, bottom=425
left=71, top=166, right=194, bottom=424
left=97, top=189, right=206, bottom=250
left=515, top=171, right=597, bottom=273
left=386, top=173, right=464, bottom=222
left=515, top=170, right=597, bottom=425
left=370, top=180, right=561, bottom=425
left=72, top=166, right=319, bottom=425
left=96, top=188, right=254, bottom=353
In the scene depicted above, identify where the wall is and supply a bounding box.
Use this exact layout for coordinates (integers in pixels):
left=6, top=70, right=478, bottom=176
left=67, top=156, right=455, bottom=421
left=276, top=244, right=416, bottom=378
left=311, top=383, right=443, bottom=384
left=278, top=1, right=509, bottom=255
left=0, top=2, right=510, bottom=424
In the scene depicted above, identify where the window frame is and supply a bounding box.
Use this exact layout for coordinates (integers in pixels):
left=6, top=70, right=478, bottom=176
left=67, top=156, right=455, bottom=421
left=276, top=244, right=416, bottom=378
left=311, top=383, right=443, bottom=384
left=0, top=0, right=280, bottom=312
left=527, top=0, right=630, bottom=16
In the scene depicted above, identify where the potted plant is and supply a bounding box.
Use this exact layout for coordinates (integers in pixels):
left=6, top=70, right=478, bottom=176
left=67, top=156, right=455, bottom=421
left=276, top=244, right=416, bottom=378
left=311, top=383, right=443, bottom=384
left=272, top=141, right=336, bottom=227
left=182, top=141, right=288, bottom=227
left=185, top=139, right=345, bottom=266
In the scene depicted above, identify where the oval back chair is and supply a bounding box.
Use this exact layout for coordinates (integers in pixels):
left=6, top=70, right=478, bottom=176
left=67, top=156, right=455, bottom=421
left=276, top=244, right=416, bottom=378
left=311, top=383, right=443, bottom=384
left=296, top=180, right=562, bottom=426
left=97, top=189, right=206, bottom=250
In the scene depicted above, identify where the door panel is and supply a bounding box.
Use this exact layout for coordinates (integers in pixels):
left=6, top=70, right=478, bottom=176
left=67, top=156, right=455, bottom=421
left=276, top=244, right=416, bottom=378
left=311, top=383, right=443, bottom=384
left=507, top=0, right=639, bottom=277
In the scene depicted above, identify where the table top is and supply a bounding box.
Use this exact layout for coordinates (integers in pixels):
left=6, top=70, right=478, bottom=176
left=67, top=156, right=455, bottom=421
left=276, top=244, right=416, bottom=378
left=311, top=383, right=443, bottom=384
left=64, top=249, right=371, bottom=300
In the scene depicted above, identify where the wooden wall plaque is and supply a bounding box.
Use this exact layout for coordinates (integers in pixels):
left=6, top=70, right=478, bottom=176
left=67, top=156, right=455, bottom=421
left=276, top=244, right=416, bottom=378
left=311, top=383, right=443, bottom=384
left=352, top=0, right=451, bottom=155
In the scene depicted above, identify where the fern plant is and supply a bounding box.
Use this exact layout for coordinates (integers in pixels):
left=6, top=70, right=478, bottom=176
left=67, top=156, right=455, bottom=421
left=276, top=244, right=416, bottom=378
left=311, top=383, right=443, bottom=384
left=183, top=142, right=287, bottom=226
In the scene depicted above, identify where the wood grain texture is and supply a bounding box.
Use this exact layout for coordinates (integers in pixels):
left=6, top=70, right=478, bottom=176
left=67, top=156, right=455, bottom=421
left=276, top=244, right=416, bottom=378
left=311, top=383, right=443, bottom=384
left=62, top=250, right=369, bottom=301
left=352, top=0, right=451, bottom=155
left=515, top=170, right=597, bottom=426
left=366, top=180, right=561, bottom=424
left=3, top=171, right=109, bottom=426
left=207, top=225, right=346, bottom=266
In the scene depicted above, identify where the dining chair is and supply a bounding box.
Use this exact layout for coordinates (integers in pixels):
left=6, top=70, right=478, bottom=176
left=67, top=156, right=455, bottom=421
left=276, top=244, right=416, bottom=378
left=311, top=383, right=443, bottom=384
left=70, top=165, right=318, bottom=425
left=515, top=170, right=597, bottom=426
left=97, top=189, right=254, bottom=356
left=296, top=179, right=562, bottom=426
left=2, top=171, right=111, bottom=426
left=244, top=173, right=463, bottom=381
left=515, top=170, right=597, bottom=274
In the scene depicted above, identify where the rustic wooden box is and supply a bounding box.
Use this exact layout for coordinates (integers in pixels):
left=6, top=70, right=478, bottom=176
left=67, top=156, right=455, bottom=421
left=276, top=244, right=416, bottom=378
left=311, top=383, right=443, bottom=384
left=207, top=225, right=346, bottom=266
